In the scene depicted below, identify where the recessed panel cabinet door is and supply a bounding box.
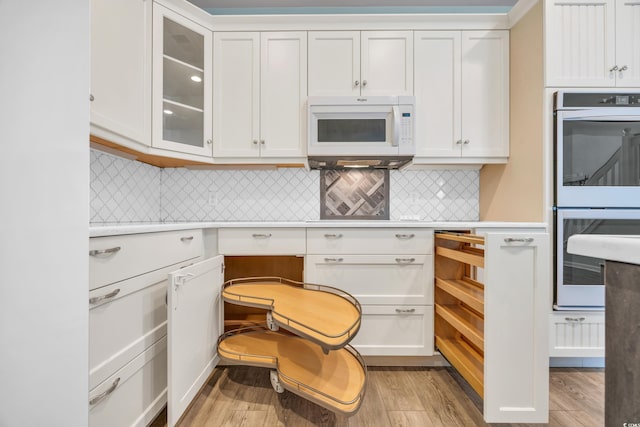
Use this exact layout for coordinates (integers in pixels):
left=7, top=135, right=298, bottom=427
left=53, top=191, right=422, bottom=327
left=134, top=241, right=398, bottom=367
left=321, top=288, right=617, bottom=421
left=308, top=31, right=360, bottom=96
left=483, top=233, right=549, bottom=423
left=361, top=31, right=413, bottom=96
left=615, top=0, right=640, bottom=87
left=167, top=256, right=224, bottom=427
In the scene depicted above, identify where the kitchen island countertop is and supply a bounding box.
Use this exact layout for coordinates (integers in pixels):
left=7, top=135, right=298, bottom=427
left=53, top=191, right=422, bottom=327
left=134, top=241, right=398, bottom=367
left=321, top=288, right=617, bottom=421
left=568, top=234, right=640, bottom=266
left=90, top=221, right=547, bottom=237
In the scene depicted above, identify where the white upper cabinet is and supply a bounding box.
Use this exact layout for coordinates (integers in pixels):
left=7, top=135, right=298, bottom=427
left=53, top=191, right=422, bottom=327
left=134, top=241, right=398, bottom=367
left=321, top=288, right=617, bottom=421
left=152, top=4, right=213, bottom=157
left=545, top=0, right=640, bottom=87
left=213, top=32, right=307, bottom=160
left=308, top=31, right=413, bottom=96
left=414, top=31, right=509, bottom=163
left=90, top=0, right=151, bottom=147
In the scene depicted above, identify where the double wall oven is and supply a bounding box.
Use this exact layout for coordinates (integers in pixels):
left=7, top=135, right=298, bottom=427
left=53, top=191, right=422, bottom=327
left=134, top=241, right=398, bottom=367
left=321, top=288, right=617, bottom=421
left=554, top=91, right=640, bottom=310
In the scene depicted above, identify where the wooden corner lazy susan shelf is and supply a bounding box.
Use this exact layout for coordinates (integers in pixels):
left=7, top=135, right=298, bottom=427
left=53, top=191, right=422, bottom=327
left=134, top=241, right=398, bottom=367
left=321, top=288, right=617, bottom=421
left=217, top=277, right=367, bottom=416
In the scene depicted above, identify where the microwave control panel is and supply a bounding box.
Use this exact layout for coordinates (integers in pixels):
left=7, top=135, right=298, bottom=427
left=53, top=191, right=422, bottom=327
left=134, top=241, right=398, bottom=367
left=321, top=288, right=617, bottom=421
left=400, top=111, right=413, bottom=145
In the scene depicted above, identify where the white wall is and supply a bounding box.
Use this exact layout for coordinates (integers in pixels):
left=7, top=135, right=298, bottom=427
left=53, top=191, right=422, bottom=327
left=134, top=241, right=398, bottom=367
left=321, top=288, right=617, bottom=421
left=0, top=1, right=89, bottom=425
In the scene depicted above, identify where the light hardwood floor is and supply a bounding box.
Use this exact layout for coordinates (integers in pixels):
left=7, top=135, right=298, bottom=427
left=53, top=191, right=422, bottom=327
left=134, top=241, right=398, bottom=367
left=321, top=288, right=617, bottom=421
left=151, top=366, right=604, bottom=426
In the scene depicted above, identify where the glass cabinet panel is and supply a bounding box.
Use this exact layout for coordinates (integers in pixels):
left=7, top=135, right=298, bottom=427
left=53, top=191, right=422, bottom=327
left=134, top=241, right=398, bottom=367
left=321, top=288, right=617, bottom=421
left=153, top=5, right=211, bottom=156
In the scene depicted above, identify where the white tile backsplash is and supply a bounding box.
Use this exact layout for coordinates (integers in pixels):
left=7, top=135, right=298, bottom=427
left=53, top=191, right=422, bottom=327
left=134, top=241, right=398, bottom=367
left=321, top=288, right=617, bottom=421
left=90, top=149, right=479, bottom=224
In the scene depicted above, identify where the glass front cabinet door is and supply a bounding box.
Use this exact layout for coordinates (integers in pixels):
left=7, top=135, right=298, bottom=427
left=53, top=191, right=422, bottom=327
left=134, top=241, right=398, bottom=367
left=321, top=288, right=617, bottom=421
left=153, top=4, right=212, bottom=157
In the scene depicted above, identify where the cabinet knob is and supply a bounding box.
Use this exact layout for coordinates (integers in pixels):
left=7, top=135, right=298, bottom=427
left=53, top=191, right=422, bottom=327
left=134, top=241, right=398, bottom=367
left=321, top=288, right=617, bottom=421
left=620, top=65, right=628, bottom=72
left=463, top=139, right=470, bottom=145
left=362, top=80, right=368, bottom=87
left=455, top=139, right=463, bottom=145
left=206, top=139, right=212, bottom=145
left=260, top=140, right=265, bottom=145
left=89, top=94, right=94, bottom=102
left=354, top=80, right=360, bottom=87
left=609, top=65, right=619, bottom=72
left=253, top=140, right=258, bottom=145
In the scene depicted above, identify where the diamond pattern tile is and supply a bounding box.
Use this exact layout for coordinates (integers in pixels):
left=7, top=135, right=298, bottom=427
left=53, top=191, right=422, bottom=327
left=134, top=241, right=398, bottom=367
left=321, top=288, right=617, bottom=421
left=90, top=150, right=161, bottom=224
left=90, top=149, right=479, bottom=224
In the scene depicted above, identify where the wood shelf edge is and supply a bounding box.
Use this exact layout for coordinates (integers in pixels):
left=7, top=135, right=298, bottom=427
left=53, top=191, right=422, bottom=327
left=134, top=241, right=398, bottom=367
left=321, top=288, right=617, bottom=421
left=435, top=303, right=484, bottom=350
left=435, top=277, right=484, bottom=315
left=436, top=336, right=484, bottom=398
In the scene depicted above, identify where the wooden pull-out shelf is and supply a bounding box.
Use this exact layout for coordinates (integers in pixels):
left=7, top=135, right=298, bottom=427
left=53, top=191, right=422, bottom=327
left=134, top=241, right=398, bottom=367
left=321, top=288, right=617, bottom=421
left=222, top=277, right=362, bottom=350
left=218, top=327, right=367, bottom=416
left=434, top=231, right=485, bottom=399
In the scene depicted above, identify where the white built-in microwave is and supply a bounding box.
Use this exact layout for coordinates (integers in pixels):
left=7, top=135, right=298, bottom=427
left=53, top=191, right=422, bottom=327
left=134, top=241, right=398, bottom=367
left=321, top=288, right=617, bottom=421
left=308, top=96, right=415, bottom=162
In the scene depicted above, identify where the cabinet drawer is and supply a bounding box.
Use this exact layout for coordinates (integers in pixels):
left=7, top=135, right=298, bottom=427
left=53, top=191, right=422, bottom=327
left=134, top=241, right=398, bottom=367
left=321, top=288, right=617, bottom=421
left=306, top=255, right=433, bottom=305
left=307, top=228, right=433, bottom=255
left=89, top=229, right=203, bottom=290
left=218, top=228, right=306, bottom=255
left=350, top=305, right=434, bottom=356
left=549, top=312, right=605, bottom=357
left=88, top=258, right=193, bottom=389
left=89, top=336, right=167, bottom=427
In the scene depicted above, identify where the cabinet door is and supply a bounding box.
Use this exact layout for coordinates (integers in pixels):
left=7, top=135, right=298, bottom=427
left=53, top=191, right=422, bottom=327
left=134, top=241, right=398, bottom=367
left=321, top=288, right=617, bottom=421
left=545, top=0, right=616, bottom=87
left=213, top=32, right=260, bottom=158
left=615, top=0, right=640, bottom=87
left=414, top=31, right=462, bottom=158
left=361, top=31, right=414, bottom=96
left=152, top=5, right=213, bottom=157
left=308, top=31, right=360, bottom=96
left=90, top=0, right=150, bottom=146
left=483, top=233, right=549, bottom=423
left=167, top=256, right=224, bottom=427
left=260, top=32, right=308, bottom=158
left=460, top=31, right=509, bottom=159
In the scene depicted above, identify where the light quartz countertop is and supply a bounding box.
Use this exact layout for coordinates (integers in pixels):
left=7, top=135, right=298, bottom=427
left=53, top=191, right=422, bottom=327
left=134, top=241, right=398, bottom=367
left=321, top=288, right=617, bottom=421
left=89, top=221, right=547, bottom=237
left=568, top=234, right=640, bottom=266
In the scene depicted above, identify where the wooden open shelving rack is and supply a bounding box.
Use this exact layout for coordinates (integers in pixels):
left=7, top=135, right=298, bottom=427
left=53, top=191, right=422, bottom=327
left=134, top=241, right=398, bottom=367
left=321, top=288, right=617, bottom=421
left=434, top=231, right=486, bottom=398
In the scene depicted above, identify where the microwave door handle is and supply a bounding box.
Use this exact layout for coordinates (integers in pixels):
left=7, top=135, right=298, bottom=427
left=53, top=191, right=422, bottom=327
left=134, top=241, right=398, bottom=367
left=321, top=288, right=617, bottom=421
left=392, top=106, right=400, bottom=147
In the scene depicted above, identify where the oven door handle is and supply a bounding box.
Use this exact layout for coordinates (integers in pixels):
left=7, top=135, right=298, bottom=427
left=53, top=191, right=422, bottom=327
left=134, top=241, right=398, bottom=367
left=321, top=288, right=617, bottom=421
left=558, top=108, right=640, bottom=121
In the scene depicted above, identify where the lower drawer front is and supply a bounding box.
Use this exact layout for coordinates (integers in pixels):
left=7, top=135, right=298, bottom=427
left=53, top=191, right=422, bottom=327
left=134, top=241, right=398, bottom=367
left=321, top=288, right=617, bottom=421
left=350, top=305, right=434, bottom=356
left=306, top=255, right=433, bottom=305
left=89, top=337, right=167, bottom=427
left=89, top=262, right=179, bottom=389
left=549, top=312, right=605, bottom=357
left=89, top=229, right=203, bottom=291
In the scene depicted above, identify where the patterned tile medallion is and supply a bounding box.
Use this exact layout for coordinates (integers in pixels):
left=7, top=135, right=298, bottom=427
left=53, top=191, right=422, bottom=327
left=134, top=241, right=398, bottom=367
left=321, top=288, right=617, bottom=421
left=321, top=170, right=389, bottom=220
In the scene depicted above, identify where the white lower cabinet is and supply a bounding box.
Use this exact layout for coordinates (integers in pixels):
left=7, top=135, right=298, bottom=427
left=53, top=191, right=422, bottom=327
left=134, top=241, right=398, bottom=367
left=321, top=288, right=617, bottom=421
left=89, top=230, right=212, bottom=427
left=549, top=312, right=605, bottom=357
left=350, top=305, right=434, bottom=356
left=305, top=228, right=434, bottom=356
left=89, top=337, right=168, bottom=427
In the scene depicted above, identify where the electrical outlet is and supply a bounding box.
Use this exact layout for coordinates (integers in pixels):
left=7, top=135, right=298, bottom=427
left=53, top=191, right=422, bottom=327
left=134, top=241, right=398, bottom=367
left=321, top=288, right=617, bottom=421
left=207, top=191, right=218, bottom=206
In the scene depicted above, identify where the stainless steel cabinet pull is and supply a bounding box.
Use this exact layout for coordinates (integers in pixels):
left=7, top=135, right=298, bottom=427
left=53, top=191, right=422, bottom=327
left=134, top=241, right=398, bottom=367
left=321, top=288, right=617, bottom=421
left=324, top=233, right=343, bottom=239
left=324, top=257, right=344, bottom=263
left=396, top=308, right=416, bottom=313
left=610, top=65, right=619, bottom=72
left=89, top=246, right=121, bottom=257
left=180, top=236, right=194, bottom=242
left=503, top=237, right=534, bottom=243
left=565, top=317, right=586, bottom=322
left=620, top=65, right=628, bottom=71
left=252, top=233, right=272, bottom=239
left=89, top=288, right=120, bottom=305
left=395, top=258, right=416, bottom=263
left=395, top=234, right=415, bottom=239
left=89, top=377, right=120, bottom=405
